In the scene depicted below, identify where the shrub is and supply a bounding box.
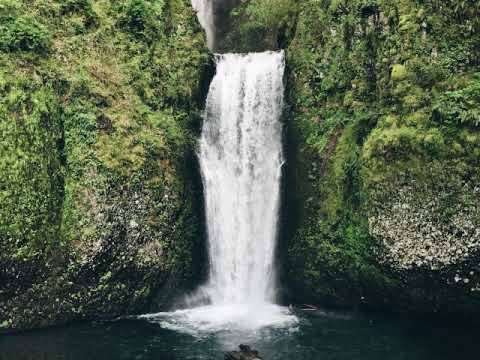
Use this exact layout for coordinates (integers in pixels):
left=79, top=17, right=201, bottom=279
left=118, top=0, right=164, bottom=41
left=0, top=16, right=51, bottom=53
left=222, top=0, right=297, bottom=52
left=432, top=74, right=480, bottom=128
left=391, top=64, right=408, bottom=82
left=58, top=0, right=98, bottom=27
left=408, top=58, right=446, bottom=88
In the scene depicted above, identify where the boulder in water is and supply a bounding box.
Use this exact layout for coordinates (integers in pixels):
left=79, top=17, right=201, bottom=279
left=225, top=344, right=263, bottom=360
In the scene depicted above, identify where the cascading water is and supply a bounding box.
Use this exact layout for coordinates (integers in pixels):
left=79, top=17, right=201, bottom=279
left=139, top=1, right=297, bottom=335
left=199, top=51, right=285, bottom=306
left=191, top=0, right=215, bottom=49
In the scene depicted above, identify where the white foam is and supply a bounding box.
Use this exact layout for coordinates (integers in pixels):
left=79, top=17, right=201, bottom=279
left=139, top=303, right=298, bottom=336
left=198, top=51, right=286, bottom=306
left=140, top=51, right=295, bottom=337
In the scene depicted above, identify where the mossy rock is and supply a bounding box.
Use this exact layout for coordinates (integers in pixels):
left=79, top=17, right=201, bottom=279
left=0, top=0, right=210, bottom=332
left=285, top=0, right=480, bottom=319
left=391, top=64, right=408, bottom=81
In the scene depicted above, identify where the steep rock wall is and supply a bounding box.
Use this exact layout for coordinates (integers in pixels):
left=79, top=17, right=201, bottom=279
left=0, top=0, right=210, bottom=332
left=285, top=0, right=480, bottom=318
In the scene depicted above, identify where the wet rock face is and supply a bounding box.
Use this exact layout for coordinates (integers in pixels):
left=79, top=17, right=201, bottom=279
left=285, top=0, right=480, bottom=318
left=0, top=180, right=202, bottom=332
left=0, top=0, right=210, bottom=333
left=211, top=0, right=241, bottom=49
left=212, top=0, right=239, bottom=19
left=369, top=183, right=480, bottom=271
left=225, top=345, right=263, bottom=360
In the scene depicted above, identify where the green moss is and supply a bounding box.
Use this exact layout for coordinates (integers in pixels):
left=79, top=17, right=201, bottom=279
left=219, top=0, right=298, bottom=52
left=0, top=16, right=51, bottom=53
left=391, top=64, right=408, bottom=81
left=0, top=76, right=63, bottom=254
left=286, top=0, right=480, bottom=316
left=0, top=0, right=209, bottom=332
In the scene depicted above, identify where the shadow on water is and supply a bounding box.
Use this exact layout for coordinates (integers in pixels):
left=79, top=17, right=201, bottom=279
left=1, top=308, right=479, bottom=360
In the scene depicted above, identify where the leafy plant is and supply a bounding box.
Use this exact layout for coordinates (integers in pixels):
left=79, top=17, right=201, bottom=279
left=117, top=0, right=165, bottom=41
left=222, top=0, right=298, bottom=52
left=432, top=74, right=480, bottom=128
left=0, top=16, right=51, bottom=53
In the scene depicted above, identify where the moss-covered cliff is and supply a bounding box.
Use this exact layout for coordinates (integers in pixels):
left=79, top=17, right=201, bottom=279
left=2, top=0, right=480, bottom=332
left=285, top=0, right=480, bottom=318
left=0, top=0, right=210, bottom=332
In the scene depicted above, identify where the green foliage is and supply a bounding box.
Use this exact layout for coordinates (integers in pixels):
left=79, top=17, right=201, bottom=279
left=243, top=0, right=295, bottom=29
left=117, top=0, right=165, bottom=41
left=58, top=0, right=98, bottom=27
left=286, top=0, right=480, bottom=312
left=0, top=15, right=51, bottom=53
left=432, top=74, right=480, bottom=128
left=60, top=0, right=93, bottom=13
left=221, top=0, right=298, bottom=52
left=391, top=64, right=407, bottom=82
left=0, top=0, right=209, bottom=331
left=0, top=75, right=63, bottom=254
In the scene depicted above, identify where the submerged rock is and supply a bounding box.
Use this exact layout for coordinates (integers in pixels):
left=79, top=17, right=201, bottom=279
left=225, top=345, right=263, bottom=360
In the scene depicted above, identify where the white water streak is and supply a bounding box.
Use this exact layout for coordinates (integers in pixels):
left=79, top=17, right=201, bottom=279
left=140, top=7, right=296, bottom=332
left=191, top=0, right=215, bottom=49
left=199, top=51, right=285, bottom=306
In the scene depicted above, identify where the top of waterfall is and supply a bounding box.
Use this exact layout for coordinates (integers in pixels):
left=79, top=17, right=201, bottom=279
left=192, top=0, right=216, bottom=49
left=212, top=50, right=285, bottom=61
left=192, top=0, right=244, bottom=52
left=135, top=39, right=297, bottom=336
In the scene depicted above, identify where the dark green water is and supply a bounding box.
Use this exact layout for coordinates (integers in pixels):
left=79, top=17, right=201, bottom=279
left=0, top=309, right=477, bottom=360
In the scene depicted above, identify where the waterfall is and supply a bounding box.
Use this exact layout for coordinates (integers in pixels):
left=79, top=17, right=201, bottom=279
left=199, top=52, right=285, bottom=306
left=191, top=0, right=215, bottom=49
left=191, top=0, right=241, bottom=50
left=138, top=1, right=297, bottom=334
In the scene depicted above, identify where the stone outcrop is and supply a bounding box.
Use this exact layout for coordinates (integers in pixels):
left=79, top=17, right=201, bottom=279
left=0, top=0, right=210, bottom=333
left=285, top=0, right=480, bottom=318
left=225, top=345, right=263, bottom=360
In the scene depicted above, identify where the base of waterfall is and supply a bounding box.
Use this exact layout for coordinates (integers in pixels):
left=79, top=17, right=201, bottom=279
left=138, top=303, right=298, bottom=336
left=138, top=50, right=297, bottom=339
